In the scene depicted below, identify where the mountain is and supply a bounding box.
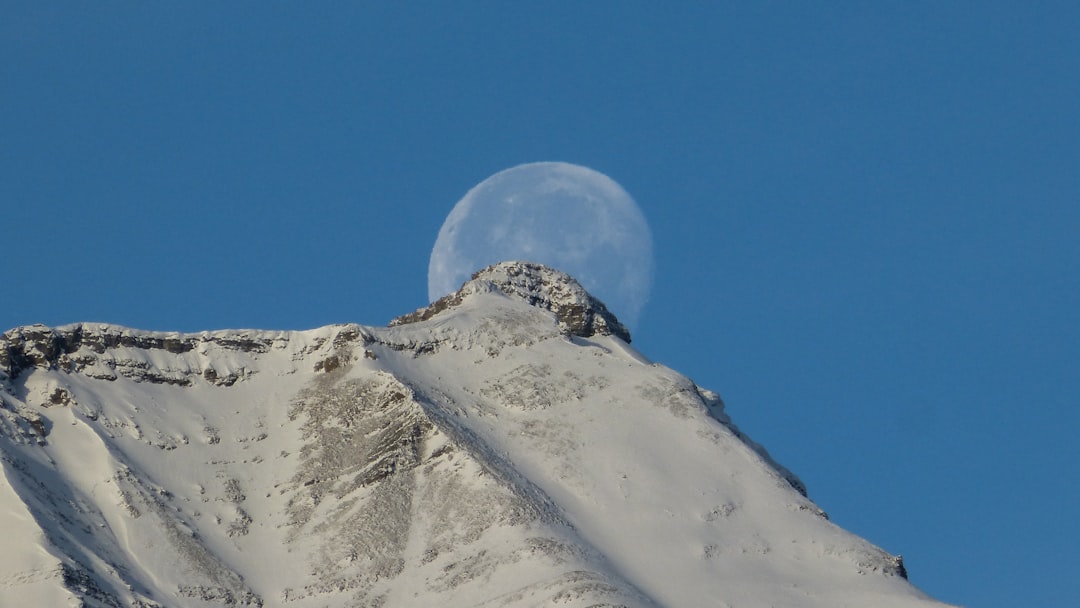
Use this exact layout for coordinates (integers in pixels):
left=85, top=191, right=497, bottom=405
left=0, top=262, right=953, bottom=607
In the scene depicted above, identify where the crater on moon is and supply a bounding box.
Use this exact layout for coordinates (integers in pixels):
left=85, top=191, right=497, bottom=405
left=428, top=162, right=654, bottom=329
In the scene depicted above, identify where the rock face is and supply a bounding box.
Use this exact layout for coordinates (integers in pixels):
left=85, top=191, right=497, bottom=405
left=0, top=263, right=951, bottom=607
left=0, top=324, right=280, bottom=388
left=392, top=261, right=631, bottom=343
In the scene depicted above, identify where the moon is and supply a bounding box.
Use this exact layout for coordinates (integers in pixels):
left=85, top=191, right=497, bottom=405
left=429, top=161, right=654, bottom=329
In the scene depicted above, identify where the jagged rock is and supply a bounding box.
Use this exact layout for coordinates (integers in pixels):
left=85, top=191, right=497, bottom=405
left=0, top=324, right=285, bottom=382
left=391, top=261, right=631, bottom=343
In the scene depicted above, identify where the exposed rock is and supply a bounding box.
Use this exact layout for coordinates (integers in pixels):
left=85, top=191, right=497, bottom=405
left=0, top=324, right=287, bottom=385
left=391, top=261, right=631, bottom=343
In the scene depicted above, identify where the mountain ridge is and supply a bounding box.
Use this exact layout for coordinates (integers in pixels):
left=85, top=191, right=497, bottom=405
left=1, top=262, right=952, bottom=607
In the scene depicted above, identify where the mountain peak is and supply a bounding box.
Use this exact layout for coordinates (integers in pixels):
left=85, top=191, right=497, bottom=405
left=393, top=261, right=632, bottom=342
left=0, top=267, right=953, bottom=607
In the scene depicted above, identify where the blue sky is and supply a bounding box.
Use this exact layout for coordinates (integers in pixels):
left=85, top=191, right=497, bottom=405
left=3, top=4, right=1078, bottom=606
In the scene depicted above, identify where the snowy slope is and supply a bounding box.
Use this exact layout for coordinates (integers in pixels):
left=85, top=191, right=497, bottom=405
left=0, top=262, right=954, bottom=607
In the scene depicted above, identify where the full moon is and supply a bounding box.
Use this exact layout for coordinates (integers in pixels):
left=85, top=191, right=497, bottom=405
left=428, top=161, right=654, bottom=329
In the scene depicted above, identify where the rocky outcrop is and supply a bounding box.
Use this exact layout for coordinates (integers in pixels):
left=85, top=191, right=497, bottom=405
left=0, top=324, right=289, bottom=385
left=392, top=261, right=631, bottom=343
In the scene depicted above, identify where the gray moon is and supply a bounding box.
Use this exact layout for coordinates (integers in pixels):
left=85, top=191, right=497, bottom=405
left=428, top=161, right=654, bottom=329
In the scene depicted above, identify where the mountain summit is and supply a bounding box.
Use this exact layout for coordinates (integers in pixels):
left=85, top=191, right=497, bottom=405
left=1, top=262, right=952, bottom=607
left=394, top=262, right=631, bottom=343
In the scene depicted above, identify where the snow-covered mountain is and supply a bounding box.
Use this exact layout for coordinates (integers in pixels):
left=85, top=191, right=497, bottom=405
left=0, top=262, right=953, bottom=607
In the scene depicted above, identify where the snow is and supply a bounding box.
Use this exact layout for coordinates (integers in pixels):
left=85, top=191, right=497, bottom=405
left=0, top=461, right=78, bottom=607
left=0, top=267, right=955, bottom=607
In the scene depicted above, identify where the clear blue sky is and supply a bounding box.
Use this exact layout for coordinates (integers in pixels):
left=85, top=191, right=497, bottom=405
left=3, top=4, right=1078, bottom=606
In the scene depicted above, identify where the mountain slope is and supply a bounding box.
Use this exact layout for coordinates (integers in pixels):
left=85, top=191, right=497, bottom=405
left=0, top=262, right=953, bottom=607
